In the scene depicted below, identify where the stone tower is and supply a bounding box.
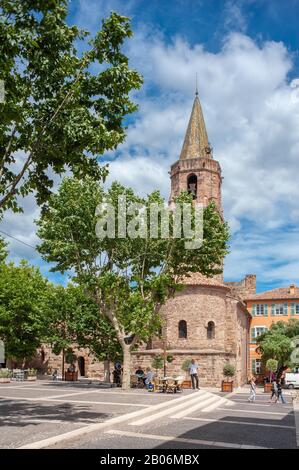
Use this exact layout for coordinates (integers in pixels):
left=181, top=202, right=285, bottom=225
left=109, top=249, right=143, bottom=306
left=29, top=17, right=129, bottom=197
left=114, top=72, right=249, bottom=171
left=169, top=90, right=222, bottom=213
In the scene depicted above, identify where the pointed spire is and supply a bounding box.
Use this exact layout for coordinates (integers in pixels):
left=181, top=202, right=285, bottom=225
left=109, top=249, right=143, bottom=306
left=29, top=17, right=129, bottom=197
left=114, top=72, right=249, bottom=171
left=179, top=86, right=211, bottom=160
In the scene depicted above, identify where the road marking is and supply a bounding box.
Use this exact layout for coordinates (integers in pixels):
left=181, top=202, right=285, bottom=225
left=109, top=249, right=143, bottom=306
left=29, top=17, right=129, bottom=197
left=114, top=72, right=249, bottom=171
left=0, top=395, right=149, bottom=407
left=202, top=397, right=235, bottom=413
left=4, top=418, right=95, bottom=426
left=0, top=386, right=173, bottom=398
left=179, top=416, right=295, bottom=429
left=232, top=400, right=292, bottom=408
left=171, top=395, right=222, bottom=419
left=129, top=391, right=211, bottom=426
left=105, top=429, right=271, bottom=449
left=217, top=407, right=292, bottom=416
left=18, top=390, right=204, bottom=449
left=18, top=390, right=113, bottom=400
left=293, top=403, right=299, bottom=447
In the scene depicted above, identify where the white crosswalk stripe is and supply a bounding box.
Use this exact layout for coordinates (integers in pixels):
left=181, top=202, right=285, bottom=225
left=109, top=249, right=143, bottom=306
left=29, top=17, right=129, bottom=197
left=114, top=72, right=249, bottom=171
left=130, top=391, right=234, bottom=425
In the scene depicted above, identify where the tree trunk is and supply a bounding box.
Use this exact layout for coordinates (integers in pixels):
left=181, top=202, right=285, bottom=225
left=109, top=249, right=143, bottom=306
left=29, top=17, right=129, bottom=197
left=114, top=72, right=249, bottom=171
left=104, top=359, right=111, bottom=383
left=62, top=348, right=65, bottom=381
left=122, top=345, right=131, bottom=390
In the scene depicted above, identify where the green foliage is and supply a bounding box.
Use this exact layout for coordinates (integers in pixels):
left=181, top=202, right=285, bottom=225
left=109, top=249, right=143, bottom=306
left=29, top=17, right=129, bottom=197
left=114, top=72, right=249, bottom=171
left=223, top=363, right=235, bottom=378
left=27, top=368, right=37, bottom=377
left=37, top=177, right=229, bottom=346
left=256, top=320, right=299, bottom=377
left=37, top=176, right=229, bottom=387
left=152, top=355, right=163, bottom=372
left=0, top=368, right=11, bottom=378
left=0, top=1, right=142, bottom=214
left=43, top=283, right=121, bottom=362
left=64, top=349, right=76, bottom=364
left=0, top=237, right=8, bottom=263
left=266, top=358, right=278, bottom=373
left=181, top=359, right=191, bottom=372
left=0, top=260, right=48, bottom=360
left=166, top=354, right=174, bottom=363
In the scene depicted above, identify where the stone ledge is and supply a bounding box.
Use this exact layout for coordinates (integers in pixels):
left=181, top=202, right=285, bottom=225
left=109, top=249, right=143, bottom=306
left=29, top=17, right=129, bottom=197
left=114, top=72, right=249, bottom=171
left=133, top=349, right=236, bottom=356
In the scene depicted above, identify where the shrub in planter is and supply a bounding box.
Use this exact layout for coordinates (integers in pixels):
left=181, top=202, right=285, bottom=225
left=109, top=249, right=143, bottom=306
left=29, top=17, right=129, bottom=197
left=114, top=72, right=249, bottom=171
left=264, top=359, right=278, bottom=392
left=181, top=358, right=192, bottom=388
left=0, top=368, right=11, bottom=383
left=222, top=363, right=235, bottom=392
left=27, top=368, right=37, bottom=381
left=152, top=355, right=164, bottom=376
left=166, top=354, right=174, bottom=363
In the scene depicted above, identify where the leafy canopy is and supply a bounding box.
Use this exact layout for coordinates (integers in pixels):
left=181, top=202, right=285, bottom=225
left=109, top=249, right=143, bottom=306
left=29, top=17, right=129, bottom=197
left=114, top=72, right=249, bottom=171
left=0, top=260, right=48, bottom=360
left=37, top=176, right=230, bottom=352
left=257, top=319, right=299, bottom=375
left=43, top=283, right=121, bottom=362
left=0, top=0, right=142, bottom=214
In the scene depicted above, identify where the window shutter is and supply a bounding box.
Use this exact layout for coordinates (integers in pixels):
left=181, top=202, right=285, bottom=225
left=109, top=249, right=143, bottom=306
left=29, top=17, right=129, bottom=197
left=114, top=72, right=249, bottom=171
left=291, top=303, right=295, bottom=316
left=264, top=304, right=268, bottom=316
left=252, top=304, right=256, bottom=316
left=283, top=303, right=288, bottom=316
left=271, top=304, right=275, bottom=316
left=252, top=359, right=256, bottom=374
left=251, top=328, right=256, bottom=343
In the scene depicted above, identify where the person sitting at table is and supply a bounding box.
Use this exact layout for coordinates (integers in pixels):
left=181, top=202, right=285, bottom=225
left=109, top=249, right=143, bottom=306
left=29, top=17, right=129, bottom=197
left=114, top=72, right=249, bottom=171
left=135, top=366, right=145, bottom=386
left=67, top=363, right=76, bottom=373
left=144, top=367, right=155, bottom=389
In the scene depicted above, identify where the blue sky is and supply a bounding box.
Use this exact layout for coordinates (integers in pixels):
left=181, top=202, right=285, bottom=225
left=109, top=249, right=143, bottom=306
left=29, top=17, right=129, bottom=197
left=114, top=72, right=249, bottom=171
left=2, top=0, right=299, bottom=293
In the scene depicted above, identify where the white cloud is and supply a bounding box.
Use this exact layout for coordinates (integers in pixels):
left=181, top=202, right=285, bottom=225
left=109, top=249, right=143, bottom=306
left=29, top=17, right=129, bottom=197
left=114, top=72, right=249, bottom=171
left=2, top=7, right=299, bottom=290
left=106, top=29, right=299, bottom=287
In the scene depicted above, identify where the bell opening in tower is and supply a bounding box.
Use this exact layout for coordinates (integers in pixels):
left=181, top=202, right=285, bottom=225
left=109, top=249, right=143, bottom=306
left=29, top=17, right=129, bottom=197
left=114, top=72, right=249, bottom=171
left=187, top=173, right=197, bottom=199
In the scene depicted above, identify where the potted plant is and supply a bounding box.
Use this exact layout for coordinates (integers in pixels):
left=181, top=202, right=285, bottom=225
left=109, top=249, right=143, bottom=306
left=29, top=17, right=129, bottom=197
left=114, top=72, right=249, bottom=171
left=0, top=369, right=11, bottom=384
left=264, top=359, right=278, bottom=393
left=221, top=363, right=235, bottom=392
left=27, top=368, right=37, bottom=381
left=181, top=359, right=192, bottom=389
left=152, top=355, right=164, bottom=377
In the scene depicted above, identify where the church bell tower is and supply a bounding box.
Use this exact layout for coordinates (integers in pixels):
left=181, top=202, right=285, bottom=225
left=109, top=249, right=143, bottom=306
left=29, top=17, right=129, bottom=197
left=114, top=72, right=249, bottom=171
left=169, top=89, right=223, bottom=213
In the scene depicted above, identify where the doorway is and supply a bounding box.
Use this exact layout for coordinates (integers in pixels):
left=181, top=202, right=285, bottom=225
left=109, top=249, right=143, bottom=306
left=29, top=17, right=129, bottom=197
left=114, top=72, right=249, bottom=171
left=78, top=356, right=85, bottom=377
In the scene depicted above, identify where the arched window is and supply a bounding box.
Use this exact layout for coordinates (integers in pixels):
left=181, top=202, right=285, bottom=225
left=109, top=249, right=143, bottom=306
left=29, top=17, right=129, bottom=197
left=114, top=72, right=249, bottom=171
left=207, top=321, right=215, bottom=339
left=178, top=320, right=187, bottom=339
left=187, top=174, right=197, bottom=199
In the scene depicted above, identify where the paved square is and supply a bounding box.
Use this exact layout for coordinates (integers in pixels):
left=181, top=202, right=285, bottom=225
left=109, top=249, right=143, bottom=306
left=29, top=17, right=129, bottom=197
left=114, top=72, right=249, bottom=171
left=0, top=381, right=298, bottom=449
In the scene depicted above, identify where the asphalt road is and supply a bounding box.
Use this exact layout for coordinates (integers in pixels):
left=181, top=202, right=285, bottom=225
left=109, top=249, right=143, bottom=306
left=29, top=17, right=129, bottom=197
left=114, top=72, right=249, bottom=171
left=0, top=381, right=297, bottom=449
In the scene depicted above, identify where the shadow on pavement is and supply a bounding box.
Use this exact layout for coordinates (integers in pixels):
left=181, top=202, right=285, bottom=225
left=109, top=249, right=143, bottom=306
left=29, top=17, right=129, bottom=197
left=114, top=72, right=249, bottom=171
left=153, top=410, right=297, bottom=449
left=0, top=399, right=111, bottom=427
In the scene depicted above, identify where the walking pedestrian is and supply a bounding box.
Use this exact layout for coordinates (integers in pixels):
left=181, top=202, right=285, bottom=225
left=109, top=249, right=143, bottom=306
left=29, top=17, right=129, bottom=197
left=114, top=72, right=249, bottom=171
left=248, top=376, right=256, bottom=402
left=188, top=359, right=200, bottom=390
left=268, top=379, right=278, bottom=403
left=275, top=379, right=286, bottom=404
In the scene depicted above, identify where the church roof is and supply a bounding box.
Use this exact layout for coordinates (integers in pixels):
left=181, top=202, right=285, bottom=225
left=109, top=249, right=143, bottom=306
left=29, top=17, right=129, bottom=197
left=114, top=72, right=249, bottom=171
left=179, top=92, right=211, bottom=160
left=181, top=272, right=228, bottom=288
left=246, top=285, right=299, bottom=300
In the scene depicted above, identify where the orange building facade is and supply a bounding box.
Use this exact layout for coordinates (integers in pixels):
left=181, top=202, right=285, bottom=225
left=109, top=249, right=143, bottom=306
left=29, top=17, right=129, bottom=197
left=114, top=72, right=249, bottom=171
left=245, top=284, right=299, bottom=378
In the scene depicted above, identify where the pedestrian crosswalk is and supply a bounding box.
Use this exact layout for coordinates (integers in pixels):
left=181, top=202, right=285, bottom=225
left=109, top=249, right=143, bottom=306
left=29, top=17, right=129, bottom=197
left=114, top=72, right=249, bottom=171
left=129, top=390, right=234, bottom=425
left=18, top=389, right=235, bottom=448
